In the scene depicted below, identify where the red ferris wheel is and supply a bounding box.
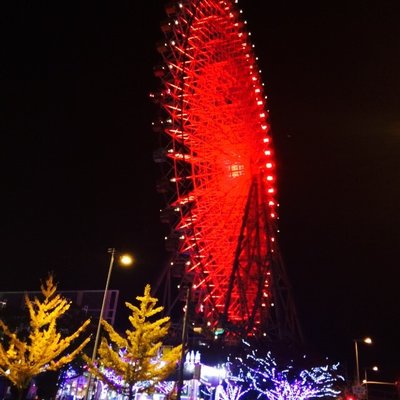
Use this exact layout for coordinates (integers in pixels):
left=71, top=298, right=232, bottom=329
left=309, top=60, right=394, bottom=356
left=153, top=0, right=301, bottom=343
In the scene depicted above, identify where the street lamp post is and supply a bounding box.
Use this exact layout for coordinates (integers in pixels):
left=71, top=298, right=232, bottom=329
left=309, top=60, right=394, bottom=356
left=91, top=248, right=115, bottom=362
left=85, top=248, right=133, bottom=400
left=363, top=366, right=379, bottom=384
left=354, top=337, right=373, bottom=386
left=363, top=366, right=378, bottom=400
left=176, top=286, right=190, bottom=400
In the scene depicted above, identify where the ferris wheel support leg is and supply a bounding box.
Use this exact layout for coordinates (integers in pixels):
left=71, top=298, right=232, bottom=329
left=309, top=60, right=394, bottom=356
left=223, top=180, right=256, bottom=332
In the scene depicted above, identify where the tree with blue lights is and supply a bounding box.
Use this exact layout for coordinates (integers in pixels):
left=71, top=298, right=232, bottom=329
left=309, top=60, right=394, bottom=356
left=219, top=346, right=344, bottom=400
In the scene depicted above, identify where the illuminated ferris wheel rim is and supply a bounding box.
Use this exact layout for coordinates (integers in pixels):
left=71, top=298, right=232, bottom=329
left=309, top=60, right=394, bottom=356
left=156, top=0, right=279, bottom=334
left=162, top=1, right=277, bottom=206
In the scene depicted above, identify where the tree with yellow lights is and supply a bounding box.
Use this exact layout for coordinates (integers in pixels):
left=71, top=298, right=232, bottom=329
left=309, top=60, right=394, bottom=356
left=0, top=275, right=91, bottom=400
left=85, top=284, right=181, bottom=400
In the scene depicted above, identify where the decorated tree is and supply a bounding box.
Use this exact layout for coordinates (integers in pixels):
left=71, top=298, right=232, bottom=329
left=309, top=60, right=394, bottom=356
left=84, top=284, right=181, bottom=400
left=0, top=275, right=91, bottom=399
left=223, top=345, right=344, bottom=400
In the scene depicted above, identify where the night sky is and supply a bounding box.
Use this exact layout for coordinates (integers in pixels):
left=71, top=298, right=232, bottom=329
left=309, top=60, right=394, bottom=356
left=1, top=0, right=399, bottom=382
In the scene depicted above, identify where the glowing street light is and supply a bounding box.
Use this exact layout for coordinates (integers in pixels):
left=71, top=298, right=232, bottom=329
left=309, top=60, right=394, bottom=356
left=119, top=254, right=134, bottom=266
left=85, top=248, right=134, bottom=400
left=354, top=337, right=373, bottom=385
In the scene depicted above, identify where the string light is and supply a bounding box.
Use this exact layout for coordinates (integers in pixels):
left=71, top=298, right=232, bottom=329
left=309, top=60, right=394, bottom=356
left=221, top=346, right=344, bottom=400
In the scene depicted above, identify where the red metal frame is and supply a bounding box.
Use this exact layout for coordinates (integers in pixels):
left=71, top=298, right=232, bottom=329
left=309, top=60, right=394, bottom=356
left=155, top=0, right=278, bottom=337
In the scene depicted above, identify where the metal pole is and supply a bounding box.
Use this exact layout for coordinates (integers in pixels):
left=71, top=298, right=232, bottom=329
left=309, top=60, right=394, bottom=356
left=364, top=369, right=369, bottom=400
left=85, top=248, right=116, bottom=400
left=176, top=286, right=190, bottom=400
left=354, top=340, right=360, bottom=385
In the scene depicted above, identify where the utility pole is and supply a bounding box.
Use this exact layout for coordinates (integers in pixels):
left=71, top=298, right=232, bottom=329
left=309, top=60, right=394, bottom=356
left=176, top=286, right=190, bottom=400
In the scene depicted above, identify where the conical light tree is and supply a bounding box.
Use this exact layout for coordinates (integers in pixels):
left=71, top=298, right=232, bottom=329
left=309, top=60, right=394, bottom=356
left=0, top=275, right=91, bottom=399
left=84, top=284, right=181, bottom=400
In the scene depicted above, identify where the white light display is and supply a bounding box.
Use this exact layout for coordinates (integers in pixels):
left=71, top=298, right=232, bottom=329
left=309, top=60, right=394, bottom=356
left=222, top=345, right=344, bottom=400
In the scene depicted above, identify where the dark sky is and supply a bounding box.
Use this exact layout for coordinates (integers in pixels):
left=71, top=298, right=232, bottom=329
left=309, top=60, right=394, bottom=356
left=1, top=0, right=399, bottom=381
